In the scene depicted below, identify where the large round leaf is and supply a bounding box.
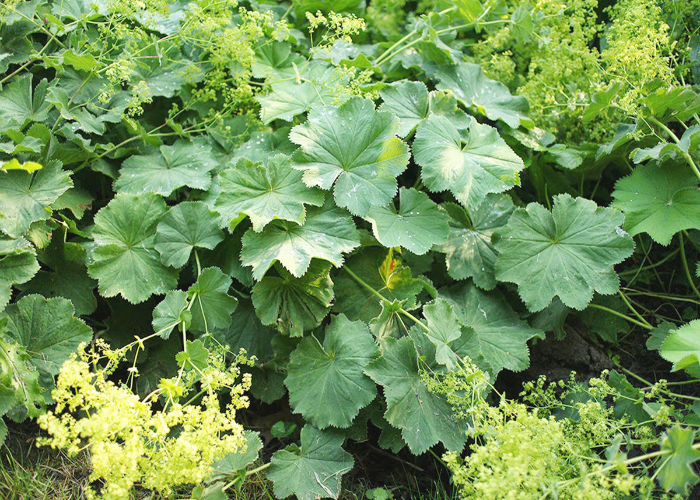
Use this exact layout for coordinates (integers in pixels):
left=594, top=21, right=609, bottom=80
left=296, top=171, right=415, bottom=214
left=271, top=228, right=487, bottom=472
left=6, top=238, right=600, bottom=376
left=285, top=314, right=379, bottom=428
left=88, top=193, right=178, bottom=304
left=365, top=187, right=449, bottom=255
left=4, top=294, right=92, bottom=376
left=612, top=163, right=700, bottom=246
left=290, top=97, right=409, bottom=217
left=413, top=114, right=523, bottom=212
left=154, top=201, right=224, bottom=268
left=495, top=194, right=634, bottom=312
left=241, top=201, right=360, bottom=280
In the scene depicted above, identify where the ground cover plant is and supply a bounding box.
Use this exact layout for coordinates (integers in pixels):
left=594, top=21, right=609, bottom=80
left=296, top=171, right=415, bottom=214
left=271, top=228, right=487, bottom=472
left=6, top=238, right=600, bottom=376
left=1, top=0, right=700, bottom=498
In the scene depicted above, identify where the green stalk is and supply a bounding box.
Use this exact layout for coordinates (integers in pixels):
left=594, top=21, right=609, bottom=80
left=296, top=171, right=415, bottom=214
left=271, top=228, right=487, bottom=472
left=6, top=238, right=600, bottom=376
left=679, top=232, right=700, bottom=301
left=343, top=267, right=430, bottom=332
left=586, top=304, right=653, bottom=330
left=648, top=116, right=700, bottom=182
left=617, top=290, right=653, bottom=329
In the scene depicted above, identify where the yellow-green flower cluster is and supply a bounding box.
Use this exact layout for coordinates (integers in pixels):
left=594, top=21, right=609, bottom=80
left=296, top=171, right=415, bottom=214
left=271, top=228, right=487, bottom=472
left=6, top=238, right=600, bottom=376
left=37, top=342, right=251, bottom=500
left=469, top=0, right=681, bottom=142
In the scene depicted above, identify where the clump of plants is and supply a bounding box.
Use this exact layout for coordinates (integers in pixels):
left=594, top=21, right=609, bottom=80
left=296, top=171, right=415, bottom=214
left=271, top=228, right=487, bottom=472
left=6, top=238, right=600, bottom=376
left=1, top=0, right=699, bottom=498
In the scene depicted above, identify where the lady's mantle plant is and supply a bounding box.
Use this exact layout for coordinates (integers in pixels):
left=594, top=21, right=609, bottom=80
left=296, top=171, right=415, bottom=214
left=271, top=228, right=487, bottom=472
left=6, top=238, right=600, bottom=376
left=1, top=0, right=700, bottom=498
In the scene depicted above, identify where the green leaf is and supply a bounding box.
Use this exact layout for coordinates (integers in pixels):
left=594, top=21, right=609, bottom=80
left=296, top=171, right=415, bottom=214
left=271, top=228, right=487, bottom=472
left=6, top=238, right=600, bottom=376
left=268, top=425, right=354, bottom=500
left=435, top=62, right=529, bottom=128
left=365, top=188, right=449, bottom=255
left=0, top=74, right=52, bottom=128
left=177, top=339, right=209, bottom=371
left=252, top=41, right=304, bottom=79
left=577, top=296, right=629, bottom=344
left=216, top=155, right=324, bottom=232
left=422, top=298, right=463, bottom=368
left=88, top=193, right=178, bottom=304
left=17, top=230, right=96, bottom=316
left=152, top=290, right=190, bottom=339
left=52, top=186, right=93, bottom=219
left=286, top=314, right=379, bottom=428
left=334, top=248, right=423, bottom=321
left=378, top=81, right=430, bottom=137
left=114, top=140, right=218, bottom=196
left=62, top=49, right=98, bottom=72
left=130, top=47, right=193, bottom=99
left=0, top=336, right=45, bottom=419
left=257, top=81, right=331, bottom=124
left=413, top=114, right=523, bottom=212
left=438, top=194, right=515, bottom=290
left=216, top=299, right=275, bottom=361
left=660, top=320, right=700, bottom=375
left=212, top=431, right=264, bottom=478
left=4, top=295, right=92, bottom=376
left=442, top=283, right=544, bottom=376
left=657, top=426, right=700, bottom=494
left=612, top=163, right=700, bottom=246
left=0, top=251, right=39, bottom=289
left=642, top=86, right=700, bottom=122
left=241, top=201, right=360, bottom=280
left=187, top=267, right=238, bottom=334
left=154, top=202, right=224, bottom=268
left=0, top=163, right=72, bottom=238
left=290, top=97, right=410, bottom=216
left=495, top=194, right=634, bottom=312
left=252, top=261, right=333, bottom=337
left=365, top=336, right=466, bottom=454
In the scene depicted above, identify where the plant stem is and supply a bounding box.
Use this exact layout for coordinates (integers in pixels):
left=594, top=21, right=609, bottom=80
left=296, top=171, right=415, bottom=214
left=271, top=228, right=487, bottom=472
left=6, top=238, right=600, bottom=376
left=343, top=267, right=430, bottom=332
left=586, top=304, right=653, bottom=330
left=648, top=116, right=700, bottom=181
left=617, top=290, right=653, bottom=329
left=679, top=232, right=700, bottom=301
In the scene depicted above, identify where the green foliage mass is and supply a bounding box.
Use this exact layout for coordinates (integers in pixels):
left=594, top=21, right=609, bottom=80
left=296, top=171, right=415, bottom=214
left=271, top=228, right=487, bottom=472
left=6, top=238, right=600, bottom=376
left=1, top=0, right=700, bottom=499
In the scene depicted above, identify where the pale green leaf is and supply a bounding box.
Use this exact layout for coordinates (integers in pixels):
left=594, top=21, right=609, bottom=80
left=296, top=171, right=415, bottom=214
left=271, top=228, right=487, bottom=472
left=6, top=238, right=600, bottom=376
left=252, top=261, right=333, bottom=337
left=216, top=154, right=324, bottom=232
left=413, top=114, right=523, bottom=212
left=365, top=188, right=449, bottom=255
left=438, top=194, right=515, bottom=290
left=422, top=298, right=463, bottom=368
left=657, top=426, right=700, bottom=494
left=612, top=163, right=700, bottom=246
left=4, top=294, right=92, bottom=376
left=285, top=314, right=379, bottom=428
left=365, top=336, right=466, bottom=455
left=268, top=425, right=354, bottom=500
left=257, top=81, right=331, bottom=124
left=241, top=201, right=360, bottom=280
left=290, top=97, right=410, bottom=216
left=442, top=283, right=543, bottom=376
left=435, top=62, right=529, bottom=128
left=154, top=201, right=224, bottom=268
left=252, top=41, right=304, bottom=79
left=114, top=140, right=218, bottom=196
left=88, top=193, right=178, bottom=304
left=212, top=431, right=264, bottom=478
left=495, top=194, right=634, bottom=312
left=660, top=320, right=700, bottom=375
left=0, top=163, right=72, bottom=238
left=152, top=290, right=190, bottom=339
left=0, top=251, right=38, bottom=288
left=0, top=74, right=52, bottom=128
left=378, top=81, right=429, bottom=137
left=188, top=267, right=238, bottom=334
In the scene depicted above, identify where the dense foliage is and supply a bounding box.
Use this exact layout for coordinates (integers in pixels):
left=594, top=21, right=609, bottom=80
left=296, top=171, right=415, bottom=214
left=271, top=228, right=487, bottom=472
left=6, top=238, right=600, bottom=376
left=1, top=0, right=700, bottom=498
